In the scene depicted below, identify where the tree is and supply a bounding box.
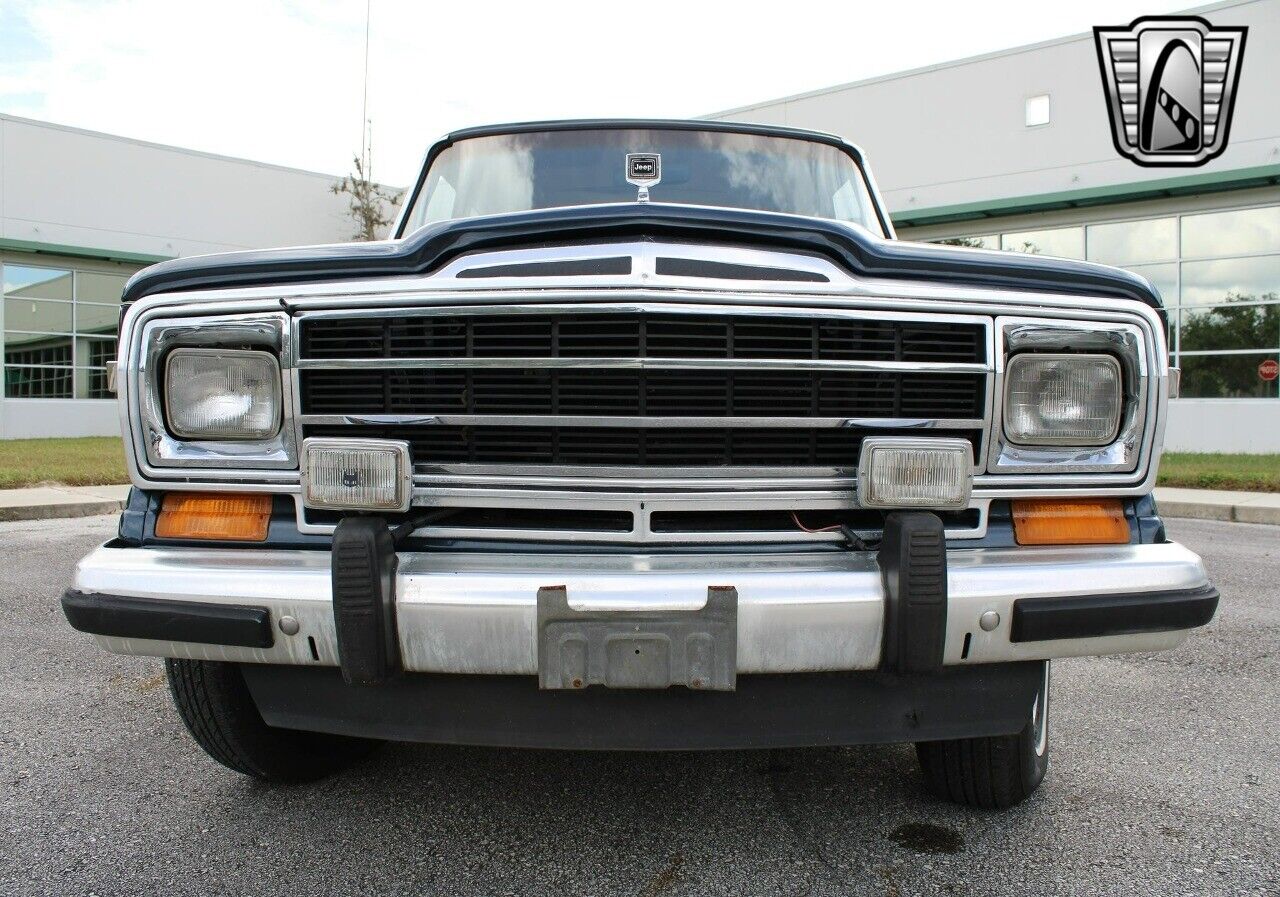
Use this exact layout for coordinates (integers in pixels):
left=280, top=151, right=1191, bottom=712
left=332, top=152, right=403, bottom=241
left=935, top=236, right=1038, bottom=253
left=936, top=236, right=991, bottom=249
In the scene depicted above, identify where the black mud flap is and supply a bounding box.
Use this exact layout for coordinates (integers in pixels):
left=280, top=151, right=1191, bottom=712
left=537, top=585, right=738, bottom=691
left=878, top=511, right=947, bottom=673
left=331, top=517, right=400, bottom=685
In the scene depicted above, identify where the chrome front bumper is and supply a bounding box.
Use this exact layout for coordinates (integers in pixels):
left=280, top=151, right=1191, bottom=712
left=71, top=541, right=1214, bottom=673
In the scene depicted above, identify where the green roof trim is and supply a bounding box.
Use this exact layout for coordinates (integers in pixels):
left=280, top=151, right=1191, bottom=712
left=0, top=236, right=172, bottom=266
left=892, top=163, right=1280, bottom=228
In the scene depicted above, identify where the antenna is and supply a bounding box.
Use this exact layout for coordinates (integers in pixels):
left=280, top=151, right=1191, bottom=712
left=361, top=0, right=371, bottom=177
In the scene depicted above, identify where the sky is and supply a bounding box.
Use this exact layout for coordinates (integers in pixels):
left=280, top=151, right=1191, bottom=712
left=0, top=0, right=1192, bottom=187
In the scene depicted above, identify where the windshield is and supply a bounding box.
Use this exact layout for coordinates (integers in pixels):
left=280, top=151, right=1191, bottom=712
left=400, top=127, right=886, bottom=236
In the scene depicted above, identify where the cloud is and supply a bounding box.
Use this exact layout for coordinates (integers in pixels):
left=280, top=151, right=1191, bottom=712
left=2, top=0, right=367, bottom=174
left=0, top=0, right=1189, bottom=186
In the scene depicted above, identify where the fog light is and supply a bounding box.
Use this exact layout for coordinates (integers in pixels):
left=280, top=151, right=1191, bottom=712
left=155, top=492, right=272, bottom=541
left=857, top=437, right=973, bottom=510
left=301, top=438, right=411, bottom=511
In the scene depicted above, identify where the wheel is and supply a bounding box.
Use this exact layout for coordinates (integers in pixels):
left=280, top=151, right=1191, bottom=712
left=914, top=662, right=1050, bottom=809
left=165, top=659, right=379, bottom=782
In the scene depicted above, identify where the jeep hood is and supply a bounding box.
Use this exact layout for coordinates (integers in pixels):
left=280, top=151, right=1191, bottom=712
left=122, top=203, right=1164, bottom=312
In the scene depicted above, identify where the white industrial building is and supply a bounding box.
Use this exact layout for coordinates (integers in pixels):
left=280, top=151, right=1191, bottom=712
left=0, top=113, right=353, bottom=438
left=713, top=0, right=1279, bottom=452
left=3, top=0, right=1277, bottom=451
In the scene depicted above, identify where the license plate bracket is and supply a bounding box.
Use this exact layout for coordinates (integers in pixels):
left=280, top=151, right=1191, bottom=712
left=537, top=585, right=737, bottom=691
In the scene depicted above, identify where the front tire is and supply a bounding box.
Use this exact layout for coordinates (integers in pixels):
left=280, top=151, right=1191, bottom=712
left=165, top=659, right=379, bottom=782
left=915, top=662, right=1049, bottom=809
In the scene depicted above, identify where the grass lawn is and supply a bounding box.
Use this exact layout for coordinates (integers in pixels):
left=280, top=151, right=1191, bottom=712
left=0, top=437, right=128, bottom=489
left=1157, top=452, right=1280, bottom=493
left=0, top=438, right=1275, bottom=494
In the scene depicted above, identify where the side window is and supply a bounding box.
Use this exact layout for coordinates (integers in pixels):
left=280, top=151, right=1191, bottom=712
left=831, top=180, right=861, bottom=223
left=421, top=176, right=457, bottom=226
left=833, top=175, right=885, bottom=235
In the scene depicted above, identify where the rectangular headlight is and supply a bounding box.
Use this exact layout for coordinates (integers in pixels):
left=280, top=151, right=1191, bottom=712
left=301, top=438, right=411, bottom=512
left=857, top=437, right=973, bottom=510
left=1004, top=353, right=1122, bottom=446
left=165, top=349, right=281, bottom=440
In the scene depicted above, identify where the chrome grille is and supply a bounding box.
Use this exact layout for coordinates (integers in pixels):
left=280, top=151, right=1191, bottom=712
left=293, top=305, right=992, bottom=479
left=299, top=312, right=986, bottom=363
left=300, top=369, right=986, bottom=419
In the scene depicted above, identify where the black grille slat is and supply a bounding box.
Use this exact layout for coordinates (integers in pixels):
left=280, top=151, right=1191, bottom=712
left=469, top=319, right=555, bottom=357
left=300, top=314, right=986, bottom=364
left=557, top=317, right=642, bottom=357
left=303, top=322, right=386, bottom=359
left=301, top=369, right=985, bottom=419
left=732, top=321, right=816, bottom=358
left=817, top=321, right=896, bottom=360
left=303, top=425, right=984, bottom=469
left=386, top=318, right=467, bottom=358
left=899, top=325, right=984, bottom=363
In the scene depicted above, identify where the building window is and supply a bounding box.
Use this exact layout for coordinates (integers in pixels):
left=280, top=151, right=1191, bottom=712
left=1180, top=352, right=1279, bottom=399
left=2, top=259, right=130, bottom=399
left=936, top=234, right=999, bottom=250
left=930, top=202, right=1280, bottom=398
left=1124, top=263, right=1178, bottom=304
left=1181, top=206, right=1280, bottom=259
left=1086, top=218, right=1177, bottom=266
left=1001, top=226, right=1084, bottom=259
left=83, top=337, right=118, bottom=398
left=4, top=341, right=73, bottom=398
left=1025, top=94, right=1050, bottom=127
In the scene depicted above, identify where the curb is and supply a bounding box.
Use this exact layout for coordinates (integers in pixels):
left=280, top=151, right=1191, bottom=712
left=1156, top=499, right=1280, bottom=526
left=0, top=498, right=128, bottom=523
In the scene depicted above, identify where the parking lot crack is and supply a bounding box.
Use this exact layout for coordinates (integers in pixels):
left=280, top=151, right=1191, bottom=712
left=764, top=750, right=854, bottom=895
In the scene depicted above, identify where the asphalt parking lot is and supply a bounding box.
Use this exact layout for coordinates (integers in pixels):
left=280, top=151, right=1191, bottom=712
left=1, top=515, right=1276, bottom=896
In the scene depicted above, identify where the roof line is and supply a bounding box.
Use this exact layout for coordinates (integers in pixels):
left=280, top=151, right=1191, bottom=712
left=706, top=0, right=1256, bottom=118
left=0, top=236, right=172, bottom=266
left=891, top=162, right=1280, bottom=228
left=0, top=112, right=345, bottom=181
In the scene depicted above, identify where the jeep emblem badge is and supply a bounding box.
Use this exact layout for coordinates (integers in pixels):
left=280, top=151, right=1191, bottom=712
left=1094, top=16, right=1247, bottom=167
left=625, top=153, right=661, bottom=202
left=342, top=469, right=360, bottom=488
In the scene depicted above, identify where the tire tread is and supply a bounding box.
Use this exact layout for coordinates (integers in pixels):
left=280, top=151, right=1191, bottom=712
left=165, top=659, right=377, bottom=782
left=915, top=723, right=1046, bottom=810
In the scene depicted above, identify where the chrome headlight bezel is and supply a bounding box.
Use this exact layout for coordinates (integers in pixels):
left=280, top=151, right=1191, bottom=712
left=136, top=312, right=297, bottom=471
left=1002, top=352, right=1123, bottom=447
left=987, top=318, right=1150, bottom=476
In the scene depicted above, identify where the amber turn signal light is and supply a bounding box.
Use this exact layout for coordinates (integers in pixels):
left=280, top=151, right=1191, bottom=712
left=155, top=493, right=272, bottom=542
left=1012, top=498, right=1130, bottom=546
